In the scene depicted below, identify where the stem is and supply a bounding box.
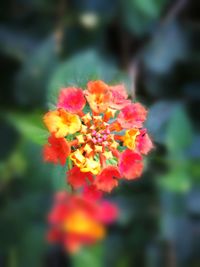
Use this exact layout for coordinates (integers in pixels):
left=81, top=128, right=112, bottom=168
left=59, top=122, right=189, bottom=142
left=66, top=157, right=73, bottom=170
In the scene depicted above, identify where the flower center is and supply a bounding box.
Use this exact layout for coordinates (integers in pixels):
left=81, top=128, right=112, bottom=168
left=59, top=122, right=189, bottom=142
left=91, top=128, right=111, bottom=145
left=70, top=113, right=119, bottom=174
left=84, top=115, right=112, bottom=148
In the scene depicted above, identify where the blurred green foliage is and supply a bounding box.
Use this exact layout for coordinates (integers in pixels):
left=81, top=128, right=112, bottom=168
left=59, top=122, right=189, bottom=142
left=0, top=0, right=200, bottom=267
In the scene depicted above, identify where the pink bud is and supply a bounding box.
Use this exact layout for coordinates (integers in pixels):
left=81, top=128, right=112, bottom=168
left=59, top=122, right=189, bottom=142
left=92, top=138, right=97, bottom=144
left=92, top=130, right=97, bottom=136
left=103, top=135, right=107, bottom=140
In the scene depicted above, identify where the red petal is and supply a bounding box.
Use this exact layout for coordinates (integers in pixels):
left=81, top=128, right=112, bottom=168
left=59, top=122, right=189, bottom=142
left=109, top=84, right=131, bottom=110
left=137, top=130, right=154, bottom=155
left=67, top=166, right=93, bottom=189
left=43, top=135, right=71, bottom=166
left=117, top=103, right=147, bottom=129
left=119, top=149, right=143, bottom=180
left=57, top=87, right=86, bottom=113
left=83, top=185, right=103, bottom=201
left=95, top=166, right=121, bottom=193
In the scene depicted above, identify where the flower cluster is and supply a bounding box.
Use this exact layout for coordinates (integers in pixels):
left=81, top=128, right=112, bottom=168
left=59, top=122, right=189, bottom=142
left=43, top=80, right=153, bottom=193
left=43, top=80, right=153, bottom=252
left=47, top=190, right=118, bottom=253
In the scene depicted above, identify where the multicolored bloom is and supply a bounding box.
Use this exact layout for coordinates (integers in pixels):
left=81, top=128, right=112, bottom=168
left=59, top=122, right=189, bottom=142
left=47, top=191, right=118, bottom=253
left=43, top=80, right=153, bottom=193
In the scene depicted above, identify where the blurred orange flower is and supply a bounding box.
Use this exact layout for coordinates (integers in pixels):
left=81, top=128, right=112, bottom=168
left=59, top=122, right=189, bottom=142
left=47, top=191, right=118, bottom=253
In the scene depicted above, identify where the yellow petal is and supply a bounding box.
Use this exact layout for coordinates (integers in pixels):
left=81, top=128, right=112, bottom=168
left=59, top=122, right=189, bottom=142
left=84, top=144, right=93, bottom=154
left=81, top=158, right=101, bottom=175
left=123, top=129, right=140, bottom=150
left=93, top=116, right=102, bottom=121
left=110, top=140, right=119, bottom=149
left=94, top=145, right=102, bottom=153
left=86, top=133, right=92, bottom=141
left=103, top=151, right=113, bottom=159
left=43, top=109, right=81, bottom=138
left=104, top=108, right=116, bottom=118
left=81, top=124, right=87, bottom=134
left=76, top=134, right=85, bottom=144
left=70, top=149, right=86, bottom=167
left=82, top=113, right=92, bottom=124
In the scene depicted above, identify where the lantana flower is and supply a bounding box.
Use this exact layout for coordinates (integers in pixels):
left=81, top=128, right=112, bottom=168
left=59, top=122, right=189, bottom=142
left=43, top=80, right=153, bottom=192
left=47, top=191, right=118, bottom=253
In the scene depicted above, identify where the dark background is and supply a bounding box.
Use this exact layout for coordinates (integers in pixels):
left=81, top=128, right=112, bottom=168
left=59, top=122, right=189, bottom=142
left=0, top=0, right=200, bottom=266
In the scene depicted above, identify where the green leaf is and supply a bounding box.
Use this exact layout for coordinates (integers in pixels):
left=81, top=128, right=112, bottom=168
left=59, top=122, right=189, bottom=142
left=0, top=149, right=26, bottom=182
left=134, top=0, right=167, bottom=18
left=166, top=104, right=193, bottom=155
left=143, top=22, right=187, bottom=74
left=72, top=244, right=103, bottom=267
left=7, top=112, right=48, bottom=145
left=83, top=103, right=91, bottom=114
left=106, top=157, right=118, bottom=166
left=158, top=168, right=191, bottom=193
left=122, top=0, right=167, bottom=35
left=47, top=50, right=131, bottom=108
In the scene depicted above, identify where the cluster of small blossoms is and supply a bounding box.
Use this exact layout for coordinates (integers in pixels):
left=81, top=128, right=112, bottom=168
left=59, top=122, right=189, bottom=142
left=43, top=80, right=153, bottom=252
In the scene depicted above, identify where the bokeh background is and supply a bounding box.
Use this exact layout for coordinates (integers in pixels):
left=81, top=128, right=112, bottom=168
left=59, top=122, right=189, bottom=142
left=0, top=0, right=200, bottom=266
